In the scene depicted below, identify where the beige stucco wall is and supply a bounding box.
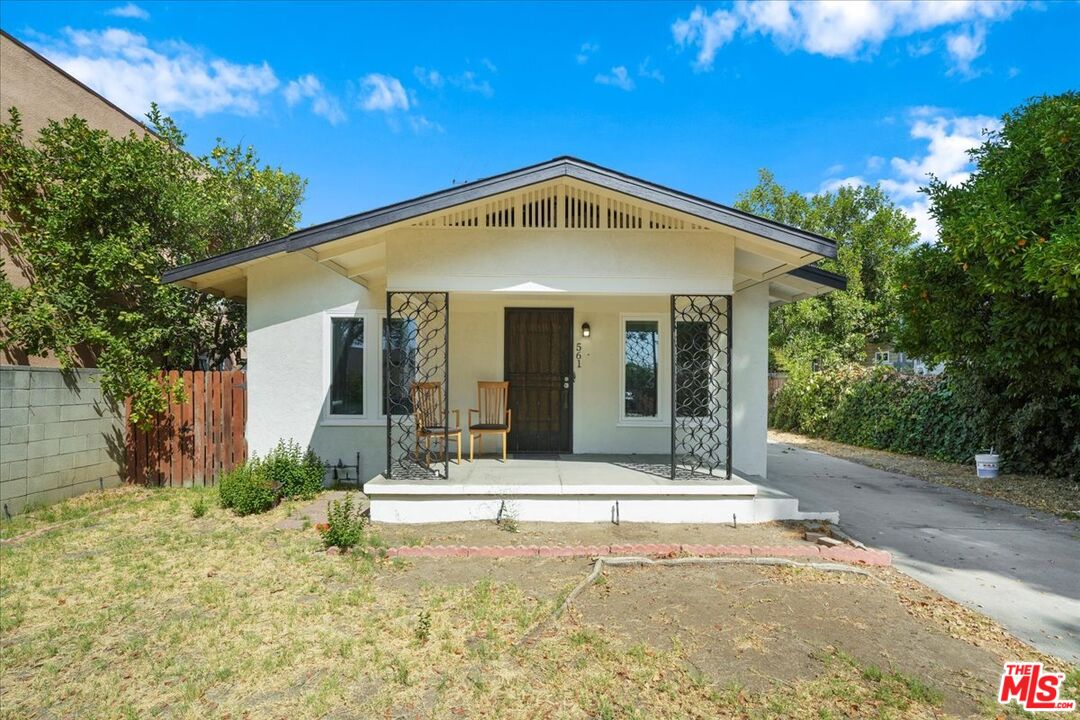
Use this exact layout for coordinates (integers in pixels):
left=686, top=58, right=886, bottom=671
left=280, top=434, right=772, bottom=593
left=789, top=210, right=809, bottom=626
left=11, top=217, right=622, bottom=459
left=0, top=32, right=148, bottom=141
left=245, top=249, right=769, bottom=482
left=1, top=31, right=151, bottom=367
left=385, top=227, right=734, bottom=295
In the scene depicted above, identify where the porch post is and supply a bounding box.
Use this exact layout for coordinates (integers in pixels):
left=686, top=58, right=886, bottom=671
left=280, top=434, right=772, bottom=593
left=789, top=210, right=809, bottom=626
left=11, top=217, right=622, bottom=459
left=671, top=294, right=733, bottom=480
left=670, top=295, right=677, bottom=480
left=385, top=291, right=450, bottom=480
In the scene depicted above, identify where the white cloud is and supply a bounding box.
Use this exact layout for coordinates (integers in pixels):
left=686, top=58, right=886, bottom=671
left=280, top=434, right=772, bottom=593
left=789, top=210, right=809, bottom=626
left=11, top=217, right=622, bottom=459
left=576, top=42, right=600, bottom=64
left=944, top=24, right=986, bottom=76
left=673, top=1, right=1023, bottom=71
left=638, top=57, right=665, bottom=82
left=456, top=70, right=493, bottom=97
left=481, top=58, right=498, bottom=74
left=283, top=74, right=320, bottom=105
left=409, top=115, right=444, bottom=134
left=820, top=109, right=999, bottom=240
left=672, top=6, right=739, bottom=70
left=106, top=3, right=149, bottom=20
left=413, top=66, right=493, bottom=96
left=283, top=73, right=345, bottom=124
left=413, top=66, right=445, bottom=89
left=35, top=27, right=278, bottom=117
left=594, top=66, right=635, bottom=91
left=819, top=176, right=868, bottom=193
left=359, top=73, right=409, bottom=112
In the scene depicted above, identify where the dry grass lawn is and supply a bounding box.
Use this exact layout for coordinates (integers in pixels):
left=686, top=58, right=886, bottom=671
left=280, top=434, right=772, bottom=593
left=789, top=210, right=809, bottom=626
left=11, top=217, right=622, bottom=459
left=2, top=486, right=1077, bottom=719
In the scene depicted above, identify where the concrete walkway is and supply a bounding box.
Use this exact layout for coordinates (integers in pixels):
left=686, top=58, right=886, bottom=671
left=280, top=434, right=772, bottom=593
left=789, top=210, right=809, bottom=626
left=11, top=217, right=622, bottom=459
left=762, top=440, right=1080, bottom=663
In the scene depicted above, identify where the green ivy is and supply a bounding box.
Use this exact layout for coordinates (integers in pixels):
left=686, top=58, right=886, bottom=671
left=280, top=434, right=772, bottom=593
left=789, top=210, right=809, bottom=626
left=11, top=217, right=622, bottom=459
left=772, top=365, right=1079, bottom=480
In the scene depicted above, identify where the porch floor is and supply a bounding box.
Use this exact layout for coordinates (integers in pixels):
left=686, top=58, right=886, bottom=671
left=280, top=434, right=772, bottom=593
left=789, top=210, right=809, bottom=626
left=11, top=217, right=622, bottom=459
left=367, top=454, right=757, bottom=497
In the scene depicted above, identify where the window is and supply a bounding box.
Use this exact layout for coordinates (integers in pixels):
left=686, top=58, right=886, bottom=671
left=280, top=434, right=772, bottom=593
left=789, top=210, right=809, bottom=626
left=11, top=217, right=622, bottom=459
left=875, top=351, right=891, bottom=364
left=675, top=320, right=710, bottom=418
left=623, top=319, right=659, bottom=418
left=330, top=318, right=365, bottom=415
left=382, top=317, right=418, bottom=416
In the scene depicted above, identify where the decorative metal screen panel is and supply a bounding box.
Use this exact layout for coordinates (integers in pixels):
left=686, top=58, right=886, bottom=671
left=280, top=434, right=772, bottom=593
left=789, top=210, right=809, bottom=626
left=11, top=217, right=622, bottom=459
left=671, top=295, right=732, bottom=479
left=385, top=291, right=449, bottom=479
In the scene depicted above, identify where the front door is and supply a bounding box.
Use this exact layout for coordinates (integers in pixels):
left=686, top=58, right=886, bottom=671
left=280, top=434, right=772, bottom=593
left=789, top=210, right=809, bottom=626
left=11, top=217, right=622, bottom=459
left=504, top=308, right=573, bottom=453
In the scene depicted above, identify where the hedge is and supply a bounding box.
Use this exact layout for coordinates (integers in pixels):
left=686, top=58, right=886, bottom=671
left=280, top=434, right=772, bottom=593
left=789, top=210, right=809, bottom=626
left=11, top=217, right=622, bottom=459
left=771, top=364, right=1080, bottom=480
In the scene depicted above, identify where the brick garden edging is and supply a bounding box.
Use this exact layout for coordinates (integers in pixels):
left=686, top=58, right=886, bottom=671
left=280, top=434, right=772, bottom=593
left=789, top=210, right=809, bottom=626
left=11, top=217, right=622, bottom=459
left=383, top=543, right=891, bottom=566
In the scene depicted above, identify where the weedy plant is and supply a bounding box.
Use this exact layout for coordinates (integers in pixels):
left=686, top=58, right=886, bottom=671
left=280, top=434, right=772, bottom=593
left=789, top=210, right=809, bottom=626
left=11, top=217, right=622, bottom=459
left=191, top=495, right=209, bottom=519
left=320, top=493, right=382, bottom=555
left=217, top=439, right=326, bottom=516
left=415, top=609, right=432, bottom=643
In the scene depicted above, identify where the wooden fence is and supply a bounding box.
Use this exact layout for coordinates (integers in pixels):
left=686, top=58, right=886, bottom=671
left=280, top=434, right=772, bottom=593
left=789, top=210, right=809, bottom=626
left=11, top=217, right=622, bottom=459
left=125, top=370, right=246, bottom=486
left=767, top=373, right=787, bottom=408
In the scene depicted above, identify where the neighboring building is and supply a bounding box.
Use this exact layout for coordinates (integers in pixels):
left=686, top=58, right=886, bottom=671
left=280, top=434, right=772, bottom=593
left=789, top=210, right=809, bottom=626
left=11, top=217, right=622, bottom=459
left=1, top=29, right=151, bottom=515
left=165, top=157, right=846, bottom=525
left=1, top=28, right=151, bottom=367
left=867, top=344, right=944, bottom=376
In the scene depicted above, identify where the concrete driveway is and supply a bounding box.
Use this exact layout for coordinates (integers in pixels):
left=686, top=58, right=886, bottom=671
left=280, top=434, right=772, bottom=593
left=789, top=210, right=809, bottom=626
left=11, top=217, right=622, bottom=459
left=762, top=439, right=1080, bottom=664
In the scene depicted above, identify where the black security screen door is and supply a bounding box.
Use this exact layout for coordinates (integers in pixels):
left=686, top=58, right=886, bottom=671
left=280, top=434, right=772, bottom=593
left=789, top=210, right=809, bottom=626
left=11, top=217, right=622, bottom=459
left=504, top=308, right=573, bottom=453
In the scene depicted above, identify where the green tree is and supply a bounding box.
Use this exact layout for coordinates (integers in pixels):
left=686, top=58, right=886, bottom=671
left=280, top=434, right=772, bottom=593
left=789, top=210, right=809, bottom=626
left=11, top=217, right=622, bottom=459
left=0, top=106, right=305, bottom=423
left=895, top=93, right=1080, bottom=476
left=896, top=92, right=1080, bottom=396
left=735, top=170, right=917, bottom=371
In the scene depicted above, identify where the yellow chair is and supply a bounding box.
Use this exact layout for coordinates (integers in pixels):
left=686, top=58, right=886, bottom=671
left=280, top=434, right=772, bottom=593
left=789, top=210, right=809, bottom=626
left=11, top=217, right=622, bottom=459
left=468, top=381, right=511, bottom=462
left=411, top=382, right=461, bottom=465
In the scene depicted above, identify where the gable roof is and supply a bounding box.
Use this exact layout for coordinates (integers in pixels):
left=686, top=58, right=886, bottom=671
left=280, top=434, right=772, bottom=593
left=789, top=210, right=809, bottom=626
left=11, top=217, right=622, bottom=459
left=162, top=156, right=838, bottom=284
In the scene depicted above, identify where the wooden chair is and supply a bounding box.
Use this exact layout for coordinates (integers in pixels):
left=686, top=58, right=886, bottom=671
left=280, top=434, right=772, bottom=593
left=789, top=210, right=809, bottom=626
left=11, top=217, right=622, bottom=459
left=411, top=382, right=461, bottom=465
left=469, top=381, right=511, bottom=462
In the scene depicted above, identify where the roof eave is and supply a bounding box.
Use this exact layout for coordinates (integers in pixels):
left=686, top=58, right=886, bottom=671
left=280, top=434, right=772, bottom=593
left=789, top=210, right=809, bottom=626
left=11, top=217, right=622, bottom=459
left=163, top=157, right=839, bottom=285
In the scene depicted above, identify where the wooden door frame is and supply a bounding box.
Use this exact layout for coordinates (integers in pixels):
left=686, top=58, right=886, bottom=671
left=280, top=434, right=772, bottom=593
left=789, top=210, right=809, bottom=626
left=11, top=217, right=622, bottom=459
left=503, top=307, right=575, bottom=454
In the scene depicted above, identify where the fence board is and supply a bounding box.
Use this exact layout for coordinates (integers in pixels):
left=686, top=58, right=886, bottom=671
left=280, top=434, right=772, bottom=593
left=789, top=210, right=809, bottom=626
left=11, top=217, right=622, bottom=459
left=125, top=370, right=246, bottom=486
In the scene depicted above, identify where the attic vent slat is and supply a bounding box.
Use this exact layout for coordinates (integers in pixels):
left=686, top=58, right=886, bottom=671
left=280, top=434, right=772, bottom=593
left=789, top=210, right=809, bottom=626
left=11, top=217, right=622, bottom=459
left=563, top=186, right=603, bottom=229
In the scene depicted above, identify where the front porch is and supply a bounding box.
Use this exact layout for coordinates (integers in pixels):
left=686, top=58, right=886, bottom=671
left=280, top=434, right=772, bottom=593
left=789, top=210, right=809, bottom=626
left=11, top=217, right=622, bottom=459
left=365, top=454, right=833, bottom=524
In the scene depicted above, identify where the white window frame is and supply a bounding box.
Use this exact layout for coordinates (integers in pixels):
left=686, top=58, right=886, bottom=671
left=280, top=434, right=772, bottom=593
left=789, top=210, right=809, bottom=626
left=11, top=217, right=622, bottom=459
left=321, top=310, right=384, bottom=426
left=618, top=313, right=669, bottom=427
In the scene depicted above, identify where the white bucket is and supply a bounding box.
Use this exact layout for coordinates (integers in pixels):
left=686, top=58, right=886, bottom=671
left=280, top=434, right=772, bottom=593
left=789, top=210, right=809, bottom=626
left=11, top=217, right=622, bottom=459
left=975, top=453, right=1000, bottom=479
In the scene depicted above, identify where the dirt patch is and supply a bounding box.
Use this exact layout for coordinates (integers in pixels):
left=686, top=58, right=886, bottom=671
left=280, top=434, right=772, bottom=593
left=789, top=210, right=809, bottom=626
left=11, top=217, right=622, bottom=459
left=770, top=429, right=1080, bottom=521
left=571, top=562, right=1001, bottom=717
left=373, top=518, right=808, bottom=548
left=376, top=556, right=590, bottom=598
left=275, top=490, right=366, bottom=530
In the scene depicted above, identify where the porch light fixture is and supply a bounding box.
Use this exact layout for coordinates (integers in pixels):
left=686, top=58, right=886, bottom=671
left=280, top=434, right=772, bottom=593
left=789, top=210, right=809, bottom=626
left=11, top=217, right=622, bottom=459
left=581, top=322, right=591, bottom=338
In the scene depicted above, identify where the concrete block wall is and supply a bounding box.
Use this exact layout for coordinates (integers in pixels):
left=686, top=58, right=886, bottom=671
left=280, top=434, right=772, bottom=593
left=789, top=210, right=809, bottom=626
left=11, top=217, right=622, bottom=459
left=1, top=367, right=124, bottom=516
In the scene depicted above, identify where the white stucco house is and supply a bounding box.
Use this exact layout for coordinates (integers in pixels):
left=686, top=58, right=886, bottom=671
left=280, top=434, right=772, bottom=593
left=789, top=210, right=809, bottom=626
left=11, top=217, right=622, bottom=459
left=164, top=157, right=845, bottom=524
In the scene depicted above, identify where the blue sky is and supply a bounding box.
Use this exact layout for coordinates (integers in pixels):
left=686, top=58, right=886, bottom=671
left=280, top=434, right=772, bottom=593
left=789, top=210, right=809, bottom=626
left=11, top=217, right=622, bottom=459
left=2, top=1, right=1078, bottom=239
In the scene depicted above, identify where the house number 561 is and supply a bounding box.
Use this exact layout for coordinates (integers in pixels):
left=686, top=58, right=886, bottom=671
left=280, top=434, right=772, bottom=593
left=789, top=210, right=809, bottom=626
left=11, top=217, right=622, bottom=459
left=575, top=342, right=583, bottom=369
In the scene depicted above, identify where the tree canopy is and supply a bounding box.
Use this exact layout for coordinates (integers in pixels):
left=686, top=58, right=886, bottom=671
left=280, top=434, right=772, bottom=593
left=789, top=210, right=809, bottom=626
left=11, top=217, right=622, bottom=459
left=895, top=92, right=1080, bottom=398
left=0, top=106, right=306, bottom=423
left=735, top=170, right=917, bottom=371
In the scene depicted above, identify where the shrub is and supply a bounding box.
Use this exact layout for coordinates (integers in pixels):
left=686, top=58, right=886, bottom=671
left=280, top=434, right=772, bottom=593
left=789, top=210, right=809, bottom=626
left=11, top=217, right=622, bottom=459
left=218, top=461, right=276, bottom=516
left=320, top=493, right=379, bottom=552
left=262, top=440, right=325, bottom=500
left=771, top=363, right=1079, bottom=479
left=191, top=495, right=208, bottom=519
